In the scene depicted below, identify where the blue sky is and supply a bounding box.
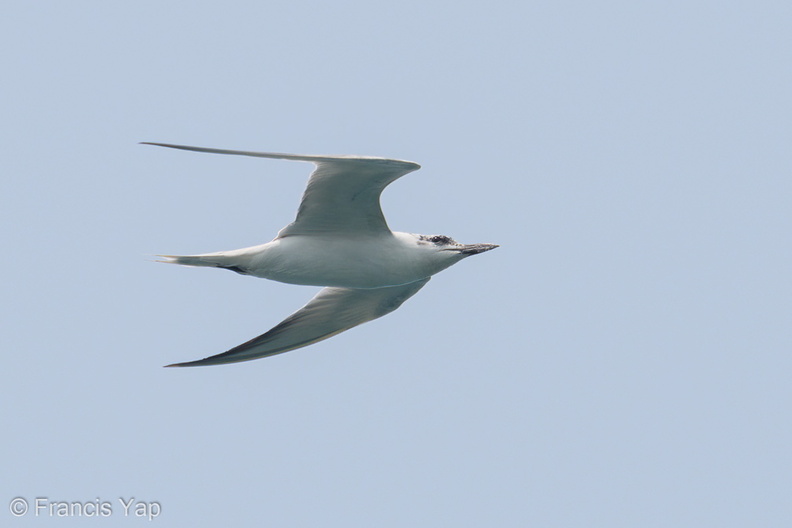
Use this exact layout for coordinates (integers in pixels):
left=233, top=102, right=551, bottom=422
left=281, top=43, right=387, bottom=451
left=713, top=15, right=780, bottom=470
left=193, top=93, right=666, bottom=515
left=2, top=1, right=791, bottom=526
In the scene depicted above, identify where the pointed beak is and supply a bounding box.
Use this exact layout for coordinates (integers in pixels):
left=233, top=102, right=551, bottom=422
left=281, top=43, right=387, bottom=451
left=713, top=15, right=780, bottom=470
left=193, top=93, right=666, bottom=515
left=452, top=243, right=500, bottom=255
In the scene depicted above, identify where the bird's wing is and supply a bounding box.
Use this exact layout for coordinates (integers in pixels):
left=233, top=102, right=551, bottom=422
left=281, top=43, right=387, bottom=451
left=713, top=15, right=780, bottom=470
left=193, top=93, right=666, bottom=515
left=141, top=142, right=421, bottom=237
left=166, top=278, right=430, bottom=367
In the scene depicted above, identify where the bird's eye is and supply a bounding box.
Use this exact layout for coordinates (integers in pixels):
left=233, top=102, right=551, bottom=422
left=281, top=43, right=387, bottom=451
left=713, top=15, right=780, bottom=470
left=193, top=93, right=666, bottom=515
left=429, top=235, right=452, bottom=245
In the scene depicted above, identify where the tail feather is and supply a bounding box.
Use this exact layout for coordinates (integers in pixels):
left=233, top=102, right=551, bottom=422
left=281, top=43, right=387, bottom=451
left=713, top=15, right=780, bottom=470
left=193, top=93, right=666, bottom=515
left=156, top=254, right=214, bottom=267
left=156, top=253, right=250, bottom=275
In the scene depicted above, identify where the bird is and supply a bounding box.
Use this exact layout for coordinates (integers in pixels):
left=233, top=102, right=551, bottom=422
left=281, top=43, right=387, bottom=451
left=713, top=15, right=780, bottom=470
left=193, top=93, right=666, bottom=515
left=143, top=142, right=498, bottom=367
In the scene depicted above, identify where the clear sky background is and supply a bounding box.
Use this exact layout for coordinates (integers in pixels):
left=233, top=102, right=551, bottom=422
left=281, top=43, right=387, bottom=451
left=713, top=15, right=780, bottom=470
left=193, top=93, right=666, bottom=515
left=2, top=1, right=790, bottom=526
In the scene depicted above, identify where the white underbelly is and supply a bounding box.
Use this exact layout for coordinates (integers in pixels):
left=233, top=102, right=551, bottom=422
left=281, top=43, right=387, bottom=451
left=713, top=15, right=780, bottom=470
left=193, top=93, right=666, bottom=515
left=246, top=236, right=428, bottom=288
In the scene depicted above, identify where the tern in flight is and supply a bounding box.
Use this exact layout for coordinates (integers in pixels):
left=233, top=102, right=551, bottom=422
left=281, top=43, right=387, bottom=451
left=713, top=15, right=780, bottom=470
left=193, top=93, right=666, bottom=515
left=143, top=142, right=498, bottom=367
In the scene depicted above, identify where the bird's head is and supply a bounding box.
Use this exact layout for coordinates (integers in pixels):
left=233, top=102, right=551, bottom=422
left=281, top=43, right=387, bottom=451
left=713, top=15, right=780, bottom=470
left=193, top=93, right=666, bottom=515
left=415, top=233, right=499, bottom=259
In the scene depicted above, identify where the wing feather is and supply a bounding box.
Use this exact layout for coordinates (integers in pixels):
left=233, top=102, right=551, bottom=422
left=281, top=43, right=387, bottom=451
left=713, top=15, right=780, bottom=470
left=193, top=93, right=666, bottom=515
left=165, top=278, right=430, bottom=367
left=141, top=142, right=421, bottom=236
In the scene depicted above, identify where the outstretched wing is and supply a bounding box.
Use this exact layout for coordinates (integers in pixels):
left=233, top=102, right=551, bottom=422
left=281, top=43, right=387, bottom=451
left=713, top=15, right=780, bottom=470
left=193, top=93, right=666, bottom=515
left=165, top=278, right=430, bottom=367
left=141, top=142, right=421, bottom=237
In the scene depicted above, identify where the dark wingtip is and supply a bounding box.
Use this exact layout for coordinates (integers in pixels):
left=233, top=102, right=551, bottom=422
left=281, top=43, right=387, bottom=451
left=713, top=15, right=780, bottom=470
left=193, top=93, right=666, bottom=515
left=163, top=359, right=211, bottom=368
left=163, top=353, right=243, bottom=367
